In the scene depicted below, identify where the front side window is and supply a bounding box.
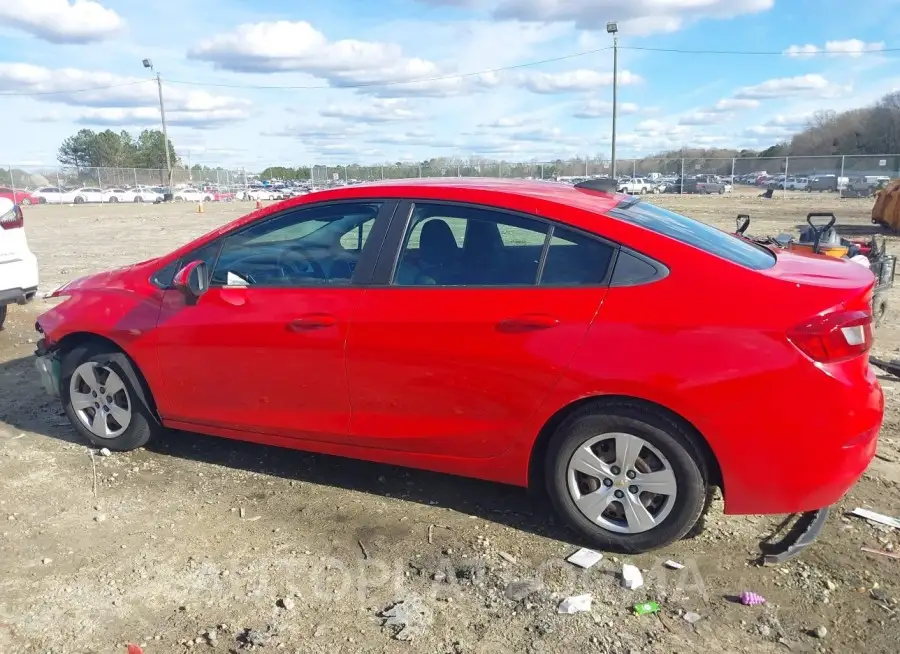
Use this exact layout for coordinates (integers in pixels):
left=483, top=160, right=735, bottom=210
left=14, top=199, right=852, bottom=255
left=394, top=204, right=548, bottom=286
left=210, top=202, right=383, bottom=287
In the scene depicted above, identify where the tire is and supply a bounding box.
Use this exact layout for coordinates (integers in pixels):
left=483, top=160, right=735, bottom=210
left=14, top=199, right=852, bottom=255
left=134, top=196, right=142, bottom=203
left=204, top=196, right=212, bottom=202
left=718, top=188, right=725, bottom=195
left=39, top=197, right=47, bottom=204
left=108, top=196, right=118, bottom=203
left=60, top=342, right=161, bottom=451
left=640, top=188, right=647, bottom=195
left=0, top=305, right=6, bottom=331
left=174, top=196, right=184, bottom=202
left=545, top=402, right=708, bottom=553
left=74, top=196, right=84, bottom=204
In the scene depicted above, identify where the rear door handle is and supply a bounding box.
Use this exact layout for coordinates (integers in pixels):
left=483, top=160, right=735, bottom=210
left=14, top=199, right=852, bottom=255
left=288, top=314, right=337, bottom=331
left=497, top=314, right=560, bottom=332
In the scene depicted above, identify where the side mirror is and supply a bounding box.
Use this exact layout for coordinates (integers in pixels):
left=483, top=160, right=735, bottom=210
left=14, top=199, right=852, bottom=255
left=172, top=260, right=209, bottom=304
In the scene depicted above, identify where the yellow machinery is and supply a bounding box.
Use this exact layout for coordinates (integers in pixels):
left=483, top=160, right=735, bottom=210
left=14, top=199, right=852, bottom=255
left=872, top=179, right=900, bottom=230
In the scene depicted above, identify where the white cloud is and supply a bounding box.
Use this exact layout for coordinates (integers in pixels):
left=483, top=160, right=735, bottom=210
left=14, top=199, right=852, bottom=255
left=75, top=107, right=250, bottom=128
left=572, top=99, right=639, bottom=118
left=678, top=111, right=729, bottom=126
left=785, top=39, right=885, bottom=58
left=189, top=21, right=440, bottom=83
left=518, top=69, right=641, bottom=94
left=480, top=116, right=529, bottom=128
left=712, top=98, right=759, bottom=111
left=0, top=0, right=124, bottom=44
left=0, top=63, right=251, bottom=126
left=417, top=0, right=775, bottom=35
left=734, top=74, right=834, bottom=100
left=318, top=98, right=421, bottom=123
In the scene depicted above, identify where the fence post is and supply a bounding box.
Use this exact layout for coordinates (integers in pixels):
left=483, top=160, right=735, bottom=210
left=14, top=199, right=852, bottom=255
left=839, top=155, right=845, bottom=198
left=381, top=165, right=384, bottom=180
left=783, top=156, right=789, bottom=200
left=97, top=167, right=104, bottom=203
left=133, top=168, right=138, bottom=188
left=680, top=158, right=685, bottom=194
left=56, top=168, right=62, bottom=203
left=540, top=163, right=544, bottom=180
left=632, top=160, right=636, bottom=178
left=8, top=165, right=16, bottom=203
left=731, top=157, right=735, bottom=182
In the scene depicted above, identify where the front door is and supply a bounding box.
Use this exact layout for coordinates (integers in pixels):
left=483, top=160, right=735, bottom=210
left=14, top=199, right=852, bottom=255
left=345, top=201, right=615, bottom=458
left=154, top=200, right=392, bottom=441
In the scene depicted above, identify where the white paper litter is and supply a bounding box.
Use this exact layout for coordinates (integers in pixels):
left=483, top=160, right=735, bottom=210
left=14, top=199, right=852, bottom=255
left=621, top=564, right=644, bottom=590
left=557, top=593, right=593, bottom=614
left=664, top=560, right=685, bottom=570
left=851, top=508, right=900, bottom=530
left=566, top=548, right=604, bottom=569
left=683, top=612, right=702, bottom=624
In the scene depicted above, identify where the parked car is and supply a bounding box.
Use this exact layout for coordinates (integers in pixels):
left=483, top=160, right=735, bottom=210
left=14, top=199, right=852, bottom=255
left=617, top=178, right=653, bottom=194
left=786, top=177, right=809, bottom=191
left=0, top=198, right=39, bottom=331
left=0, top=187, right=40, bottom=206
left=34, top=187, right=67, bottom=204
left=683, top=176, right=728, bottom=194
left=33, top=178, right=883, bottom=556
left=60, top=187, right=105, bottom=204
left=247, top=188, right=283, bottom=201
left=103, top=188, right=163, bottom=203
left=173, top=188, right=212, bottom=202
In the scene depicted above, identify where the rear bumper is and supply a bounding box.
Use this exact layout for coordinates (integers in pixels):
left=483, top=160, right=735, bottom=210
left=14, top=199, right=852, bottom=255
left=721, top=364, right=883, bottom=516
left=0, top=253, right=39, bottom=305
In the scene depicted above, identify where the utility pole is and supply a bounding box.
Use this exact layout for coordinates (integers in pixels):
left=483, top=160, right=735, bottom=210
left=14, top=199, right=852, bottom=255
left=143, top=59, right=173, bottom=190
left=607, top=22, right=619, bottom=180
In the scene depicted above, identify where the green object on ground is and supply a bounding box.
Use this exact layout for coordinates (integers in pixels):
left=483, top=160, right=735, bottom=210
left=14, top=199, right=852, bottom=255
left=633, top=601, right=660, bottom=616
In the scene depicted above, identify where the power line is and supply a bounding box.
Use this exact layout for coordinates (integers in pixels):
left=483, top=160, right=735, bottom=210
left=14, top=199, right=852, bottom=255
left=0, top=43, right=894, bottom=97
left=623, top=45, right=899, bottom=55
left=164, top=46, right=615, bottom=90
left=0, top=80, right=151, bottom=97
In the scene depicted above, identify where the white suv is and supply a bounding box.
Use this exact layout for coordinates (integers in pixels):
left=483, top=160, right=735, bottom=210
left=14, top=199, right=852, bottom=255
left=0, top=198, right=39, bottom=330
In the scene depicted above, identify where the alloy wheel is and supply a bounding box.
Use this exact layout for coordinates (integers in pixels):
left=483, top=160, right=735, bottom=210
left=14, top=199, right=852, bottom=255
left=566, top=432, right=678, bottom=534
left=69, top=362, right=132, bottom=439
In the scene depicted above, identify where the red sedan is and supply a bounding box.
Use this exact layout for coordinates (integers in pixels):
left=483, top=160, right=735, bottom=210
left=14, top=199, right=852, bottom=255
left=33, top=178, right=882, bottom=556
left=0, top=187, right=39, bottom=205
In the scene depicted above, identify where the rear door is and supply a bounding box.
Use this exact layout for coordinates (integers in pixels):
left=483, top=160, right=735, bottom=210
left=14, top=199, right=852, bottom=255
left=344, top=201, right=614, bottom=458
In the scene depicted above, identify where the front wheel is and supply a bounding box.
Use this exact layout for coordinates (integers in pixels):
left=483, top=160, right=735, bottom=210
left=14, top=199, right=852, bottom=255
left=545, top=403, right=707, bottom=553
left=74, top=196, right=84, bottom=204
left=107, top=196, right=118, bottom=203
left=60, top=343, right=162, bottom=451
left=134, top=196, right=143, bottom=203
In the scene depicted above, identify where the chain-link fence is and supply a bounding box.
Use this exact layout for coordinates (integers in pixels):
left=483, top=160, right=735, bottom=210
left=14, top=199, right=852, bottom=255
left=3, top=156, right=899, bottom=201
left=1, top=165, right=249, bottom=195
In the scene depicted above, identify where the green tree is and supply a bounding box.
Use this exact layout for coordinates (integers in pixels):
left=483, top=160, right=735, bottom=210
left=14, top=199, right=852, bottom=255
left=57, top=129, right=99, bottom=167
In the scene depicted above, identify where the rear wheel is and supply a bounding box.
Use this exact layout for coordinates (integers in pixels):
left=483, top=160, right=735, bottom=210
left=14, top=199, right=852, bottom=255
left=74, top=196, right=84, bottom=204
left=108, top=196, right=118, bottom=203
left=60, top=343, right=161, bottom=451
left=134, top=196, right=143, bottom=203
left=545, top=403, right=708, bottom=553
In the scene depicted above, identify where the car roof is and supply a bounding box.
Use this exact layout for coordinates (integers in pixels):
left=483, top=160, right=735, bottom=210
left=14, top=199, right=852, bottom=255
left=306, top=177, right=622, bottom=214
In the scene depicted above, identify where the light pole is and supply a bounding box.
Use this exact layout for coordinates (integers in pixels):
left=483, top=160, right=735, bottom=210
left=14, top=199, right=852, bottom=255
left=142, top=58, right=172, bottom=189
left=606, top=21, right=618, bottom=179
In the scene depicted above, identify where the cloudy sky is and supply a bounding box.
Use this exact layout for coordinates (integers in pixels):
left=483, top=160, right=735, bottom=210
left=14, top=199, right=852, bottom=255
left=0, top=0, right=898, bottom=170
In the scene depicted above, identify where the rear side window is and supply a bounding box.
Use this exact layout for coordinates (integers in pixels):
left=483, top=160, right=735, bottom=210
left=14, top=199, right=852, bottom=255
left=609, top=199, right=776, bottom=270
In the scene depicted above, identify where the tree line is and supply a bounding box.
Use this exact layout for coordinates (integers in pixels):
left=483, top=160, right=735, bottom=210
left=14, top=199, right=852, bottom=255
left=57, top=128, right=179, bottom=170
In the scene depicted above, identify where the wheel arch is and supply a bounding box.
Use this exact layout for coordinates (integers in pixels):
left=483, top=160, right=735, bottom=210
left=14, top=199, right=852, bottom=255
left=527, top=394, right=723, bottom=493
left=56, top=331, right=162, bottom=421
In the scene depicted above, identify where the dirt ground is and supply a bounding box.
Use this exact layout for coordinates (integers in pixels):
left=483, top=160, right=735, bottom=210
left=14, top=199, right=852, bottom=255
left=2, top=188, right=900, bottom=654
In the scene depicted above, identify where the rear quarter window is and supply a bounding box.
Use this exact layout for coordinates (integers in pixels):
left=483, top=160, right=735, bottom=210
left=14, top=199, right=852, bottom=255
left=609, top=199, right=776, bottom=270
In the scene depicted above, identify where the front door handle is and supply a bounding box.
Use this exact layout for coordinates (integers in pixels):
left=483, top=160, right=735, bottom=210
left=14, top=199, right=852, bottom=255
left=288, top=314, right=337, bottom=331
left=497, top=314, right=560, bottom=332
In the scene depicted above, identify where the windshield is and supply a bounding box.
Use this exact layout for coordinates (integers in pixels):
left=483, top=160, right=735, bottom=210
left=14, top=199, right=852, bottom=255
left=609, top=199, right=776, bottom=270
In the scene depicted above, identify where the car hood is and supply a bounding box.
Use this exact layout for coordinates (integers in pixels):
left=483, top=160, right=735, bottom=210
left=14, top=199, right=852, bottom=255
left=49, top=258, right=159, bottom=297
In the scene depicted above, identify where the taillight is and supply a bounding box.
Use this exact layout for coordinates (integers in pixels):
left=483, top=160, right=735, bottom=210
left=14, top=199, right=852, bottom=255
left=0, top=204, right=24, bottom=230
left=788, top=309, right=873, bottom=363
